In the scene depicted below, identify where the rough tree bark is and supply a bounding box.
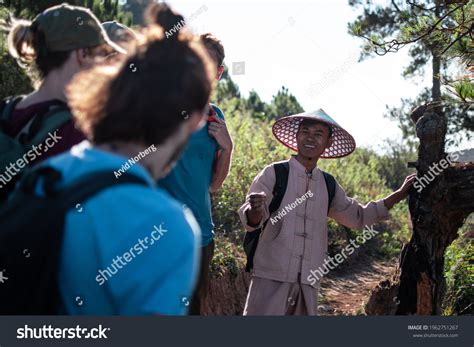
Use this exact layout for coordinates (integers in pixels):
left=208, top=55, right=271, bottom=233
left=366, top=104, right=474, bottom=315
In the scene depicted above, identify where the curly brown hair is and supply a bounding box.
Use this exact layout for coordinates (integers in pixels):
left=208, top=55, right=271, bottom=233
left=67, top=3, right=215, bottom=147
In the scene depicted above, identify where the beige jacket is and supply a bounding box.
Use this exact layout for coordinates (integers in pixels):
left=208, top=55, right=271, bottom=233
left=238, top=156, right=389, bottom=287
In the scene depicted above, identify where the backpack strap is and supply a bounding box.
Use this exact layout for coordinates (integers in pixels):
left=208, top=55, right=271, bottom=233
left=57, top=170, right=149, bottom=210
left=19, top=166, right=149, bottom=208
left=242, top=161, right=290, bottom=272
left=0, top=96, right=24, bottom=127
left=268, top=162, right=290, bottom=215
left=17, top=104, right=71, bottom=146
left=0, top=96, right=71, bottom=147
left=322, top=171, right=336, bottom=214
left=269, top=166, right=336, bottom=219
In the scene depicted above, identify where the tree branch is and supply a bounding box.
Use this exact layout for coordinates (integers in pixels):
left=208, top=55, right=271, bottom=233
left=440, top=23, right=474, bottom=55
left=356, top=3, right=466, bottom=56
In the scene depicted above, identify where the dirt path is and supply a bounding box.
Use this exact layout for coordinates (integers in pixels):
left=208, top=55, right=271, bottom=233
left=318, top=257, right=398, bottom=316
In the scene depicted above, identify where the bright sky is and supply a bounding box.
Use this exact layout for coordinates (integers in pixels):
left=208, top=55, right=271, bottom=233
left=167, top=0, right=472, bottom=153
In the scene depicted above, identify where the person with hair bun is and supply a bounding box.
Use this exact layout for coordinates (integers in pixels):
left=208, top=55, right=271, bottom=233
left=0, top=4, right=124, bottom=199
left=1, top=4, right=215, bottom=315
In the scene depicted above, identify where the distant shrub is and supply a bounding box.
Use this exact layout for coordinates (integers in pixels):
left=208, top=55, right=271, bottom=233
left=0, top=53, right=33, bottom=100
left=443, top=220, right=474, bottom=316
left=211, top=105, right=290, bottom=239
left=0, top=12, right=33, bottom=100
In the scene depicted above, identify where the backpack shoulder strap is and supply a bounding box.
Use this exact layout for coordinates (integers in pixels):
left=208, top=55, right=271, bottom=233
left=20, top=166, right=149, bottom=210
left=0, top=96, right=24, bottom=124
left=19, top=104, right=71, bottom=145
left=268, top=161, right=290, bottom=214
left=322, top=171, right=336, bottom=214
left=58, top=171, right=149, bottom=210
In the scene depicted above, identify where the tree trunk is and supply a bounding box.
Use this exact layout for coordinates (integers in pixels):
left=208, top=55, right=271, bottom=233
left=365, top=0, right=474, bottom=316
left=432, top=53, right=442, bottom=102
left=366, top=106, right=474, bottom=315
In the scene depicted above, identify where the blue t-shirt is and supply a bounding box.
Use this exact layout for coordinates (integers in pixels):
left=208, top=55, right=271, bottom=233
left=39, top=141, right=201, bottom=315
left=158, top=104, right=225, bottom=247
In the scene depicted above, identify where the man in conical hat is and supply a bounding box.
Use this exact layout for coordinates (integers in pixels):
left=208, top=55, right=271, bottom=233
left=239, top=109, right=415, bottom=315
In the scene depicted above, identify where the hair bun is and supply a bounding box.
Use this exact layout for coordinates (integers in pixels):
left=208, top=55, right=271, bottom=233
left=146, top=3, right=185, bottom=35
left=7, top=18, right=35, bottom=62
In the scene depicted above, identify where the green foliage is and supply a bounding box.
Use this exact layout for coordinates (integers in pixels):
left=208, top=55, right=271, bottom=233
left=215, top=66, right=241, bottom=104
left=377, top=139, right=417, bottom=190
left=0, top=51, right=33, bottom=100
left=454, top=79, right=474, bottom=102
left=265, top=86, right=304, bottom=120
left=1, top=0, right=132, bottom=24
left=0, top=8, right=33, bottom=99
left=246, top=90, right=267, bottom=120
left=210, top=236, right=243, bottom=278
left=122, top=0, right=152, bottom=26
left=443, top=219, right=474, bottom=316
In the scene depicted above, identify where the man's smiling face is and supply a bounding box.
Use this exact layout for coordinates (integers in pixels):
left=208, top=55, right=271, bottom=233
left=295, top=119, right=332, bottom=160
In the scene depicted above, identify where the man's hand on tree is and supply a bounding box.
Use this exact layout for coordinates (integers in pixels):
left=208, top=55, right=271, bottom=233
left=383, top=173, right=417, bottom=209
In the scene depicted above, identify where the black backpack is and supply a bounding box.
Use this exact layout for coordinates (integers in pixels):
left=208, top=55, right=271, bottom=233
left=0, top=96, right=72, bottom=201
left=0, top=166, right=148, bottom=314
left=243, top=162, right=336, bottom=272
